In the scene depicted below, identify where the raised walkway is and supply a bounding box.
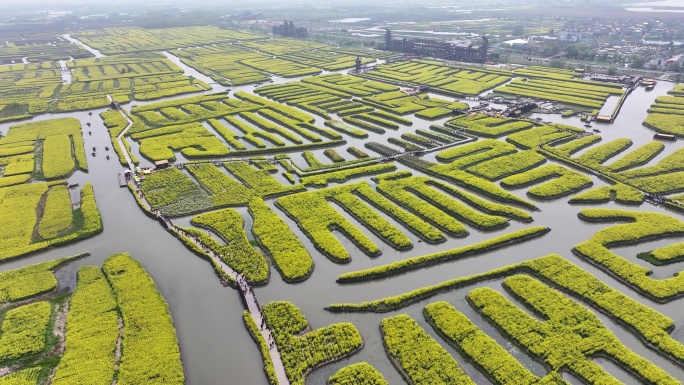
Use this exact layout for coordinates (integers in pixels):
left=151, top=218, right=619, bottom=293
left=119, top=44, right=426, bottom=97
left=111, top=102, right=290, bottom=385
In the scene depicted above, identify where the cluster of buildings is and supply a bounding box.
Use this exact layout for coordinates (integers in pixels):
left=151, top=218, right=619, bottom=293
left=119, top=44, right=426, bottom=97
left=382, top=29, right=489, bottom=63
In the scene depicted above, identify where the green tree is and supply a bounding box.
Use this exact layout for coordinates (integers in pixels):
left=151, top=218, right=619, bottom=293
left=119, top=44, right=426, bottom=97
left=512, top=24, right=524, bottom=36
left=608, top=66, right=618, bottom=75
left=564, top=44, right=581, bottom=59
left=631, top=56, right=646, bottom=69
left=550, top=59, right=565, bottom=68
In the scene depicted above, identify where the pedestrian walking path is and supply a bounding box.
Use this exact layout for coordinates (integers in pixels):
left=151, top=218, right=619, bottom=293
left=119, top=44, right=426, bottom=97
left=113, top=115, right=290, bottom=385
left=237, top=276, right=290, bottom=385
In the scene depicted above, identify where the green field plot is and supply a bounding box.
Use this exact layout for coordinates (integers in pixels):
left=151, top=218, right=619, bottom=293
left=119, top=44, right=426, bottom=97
left=0, top=301, right=52, bottom=363
left=445, top=114, right=535, bottom=137
left=638, top=242, right=684, bottom=266
left=129, top=92, right=337, bottom=154
left=328, top=362, right=388, bottom=385
left=0, top=253, right=184, bottom=384
left=276, top=185, right=388, bottom=262
left=171, top=45, right=271, bottom=86
left=0, top=367, right=42, bottom=384
left=337, top=226, right=547, bottom=283
left=277, top=180, right=438, bottom=260
left=0, top=53, right=210, bottom=121
left=256, top=73, right=399, bottom=117
left=129, top=93, right=260, bottom=131
left=102, top=254, right=185, bottom=385
left=0, top=182, right=102, bottom=262
left=494, top=77, right=624, bottom=110
left=643, top=91, right=684, bottom=136
left=72, top=27, right=264, bottom=54
left=512, top=65, right=578, bottom=80
left=470, top=275, right=677, bottom=384
left=171, top=40, right=377, bottom=86
left=506, top=123, right=582, bottom=149
left=544, top=138, right=684, bottom=194
left=190, top=208, right=270, bottom=284
left=425, top=301, right=556, bottom=385
left=0, top=33, right=92, bottom=62
left=569, top=183, right=644, bottom=205
left=301, top=164, right=397, bottom=187
left=237, top=39, right=331, bottom=55
left=256, top=74, right=457, bottom=136
left=465, top=150, right=546, bottom=180
left=329, top=251, right=684, bottom=370
left=141, top=167, right=214, bottom=216
left=362, top=59, right=511, bottom=96
left=131, top=122, right=230, bottom=161
left=52, top=266, right=118, bottom=385
left=249, top=198, right=313, bottom=282
left=142, top=161, right=303, bottom=216
left=436, top=138, right=517, bottom=165
left=574, top=209, right=684, bottom=301
left=281, top=50, right=375, bottom=71
left=239, top=56, right=322, bottom=78
left=376, top=175, right=518, bottom=233
left=0, top=256, right=81, bottom=303
left=500, top=164, right=593, bottom=199
left=0, top=118, right=87, bottom=181
left=0, top=63, right=63, bottom=120
left=363, top=90, right=464, bottom=116
left=382, top=314, right=475, bottom=385
left=263, top=301, right=362, bottom=385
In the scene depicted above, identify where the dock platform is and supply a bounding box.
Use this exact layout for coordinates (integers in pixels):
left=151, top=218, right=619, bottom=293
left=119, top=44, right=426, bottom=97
left=118, top=173, right=127, bottom=187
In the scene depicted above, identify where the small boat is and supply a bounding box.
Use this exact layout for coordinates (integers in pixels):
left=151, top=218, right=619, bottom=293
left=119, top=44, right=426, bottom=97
left=584, top=123, right=592, bottom=128
left=654, top=133, right=677, bottom=141
left=68, top=183, right=79, bottom=189
left=86, top=122, right=91, bottom=127
left=593, top=129, right=601, bottom=133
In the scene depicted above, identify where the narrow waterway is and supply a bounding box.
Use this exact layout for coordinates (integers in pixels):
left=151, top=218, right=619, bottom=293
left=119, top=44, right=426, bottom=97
left=1, top=52, right=683, bottom=385
left=62, top=34, right=105, bottom=58
left=0, top=109, right=268, bottom=385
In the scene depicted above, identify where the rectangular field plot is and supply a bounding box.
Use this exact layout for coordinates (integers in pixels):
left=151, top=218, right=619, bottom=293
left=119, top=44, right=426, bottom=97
left=0, top=182, right=102, bottom=262
left=171, top=45, right=271, bottom=86
left=275, top=174, right=539, bottom=264
left=0, top=118, right=87, bottom=180
left=142, top=161, right=304, bottom=216
left=256, top=74, right=467, bottom=141
left=171, top=41, right=380, bottom=86
left=0, top=54, right=209, bottom=121
left=546, top=137, right=684, bottom=194
left=494, top=77, right=624, bottom=110
left=0, top=33, right=92, bottom=63
left=445, top=114, right=536, bottom=138
left=361, top=59, right=511, bottom=96
left=128, top=92, right=345, bottom=155
left=644, top=91, right=684, bottom=136
left=71, top=27, right=265, bottom=55
left=0, top=301, right=52, bottom=363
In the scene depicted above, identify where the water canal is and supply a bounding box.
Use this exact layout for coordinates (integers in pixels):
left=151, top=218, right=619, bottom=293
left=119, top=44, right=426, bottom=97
left=1, top=41, right=683, bottom=384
